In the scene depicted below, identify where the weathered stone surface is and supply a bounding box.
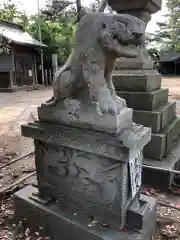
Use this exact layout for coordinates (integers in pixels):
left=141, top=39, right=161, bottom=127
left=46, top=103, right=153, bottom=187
left=143, top=133, right=166, bottom=160
left=133, top=102, right=176, bottom=133
left=113, top=70, right=161, bottom=92
left=38, top=98, right=133, bottom=134
left=108, top=0, right=162, bottom=14
left=127, top=195, right=156, bottom=232
left=159, top=102, right=176, bottom=130
left=143, top=138, right=180, bottom=190
left=22, top=122, right=151, bottom=160
left=164, top=116, right=180, bottom=155
left=116, top=10, right=152, bottom=24
left=44, top=13, right=145, bottom=121
left=107, top=0, right=180, bottom=192
left=21, top=122, right=151, bottom=229
left=114, top=45, right=153, bottom=70
left=110, top=0, right=162, bottom=90
left=14, top=185, right=156, bottom=240
left=114, top=55, right=153, bottom=70
left=144, top=117, right=180, bottom=160
left=117, top=88, right=169, bottom=111
left=133, top=110, right=161, bottom=133
left=34, top=140, right=130, bottom=228
left=16, top=10, right=155, bottom=239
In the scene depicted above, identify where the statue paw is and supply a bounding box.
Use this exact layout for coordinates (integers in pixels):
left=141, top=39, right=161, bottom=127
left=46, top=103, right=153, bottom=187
left=98, top=98, right=117, bottom=115
left=116, top=96, right=127, bottom=106
left=41, top=101, right=57, bottom=107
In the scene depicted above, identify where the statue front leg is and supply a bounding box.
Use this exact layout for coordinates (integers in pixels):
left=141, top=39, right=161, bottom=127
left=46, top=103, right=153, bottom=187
left=104, top=59, right=117, bottom=99
left=83, top=62, right=117, bottom=115
left=104, top=60, right=126, bottom=112
left=107, top=76, right=117, bottom=99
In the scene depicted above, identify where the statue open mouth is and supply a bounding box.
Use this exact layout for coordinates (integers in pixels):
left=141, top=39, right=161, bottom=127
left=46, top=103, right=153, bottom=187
left=117, top=43, right=139, bottom=58
left=112, top=34, right=140, bottom=58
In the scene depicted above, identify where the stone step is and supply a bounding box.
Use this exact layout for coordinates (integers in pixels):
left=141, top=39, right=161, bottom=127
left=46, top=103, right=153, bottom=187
left=165, top=116, right=180, bottom=155
left=133, top=102, right=176, bottom=133
left=113, top=56, right=153, bottom=70
left=159, top=102, right=177, bottom=130
left=143, top=133, right=166, bottom=160
left=117, top=88, right=169, bottom=111
left=142, top=137, right=180, bottom=190
left=113, top=70, right=161, bottom=92
left=143, top=117, right=180, bottom=160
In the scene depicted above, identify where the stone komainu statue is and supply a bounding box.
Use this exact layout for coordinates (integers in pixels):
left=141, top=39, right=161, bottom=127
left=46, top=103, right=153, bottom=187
left=45, top=13, right=145, bottom=115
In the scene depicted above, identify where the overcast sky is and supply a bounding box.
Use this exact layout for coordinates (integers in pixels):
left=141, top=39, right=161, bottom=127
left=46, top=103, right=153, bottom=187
left=2, top=0, right=167, bottom=33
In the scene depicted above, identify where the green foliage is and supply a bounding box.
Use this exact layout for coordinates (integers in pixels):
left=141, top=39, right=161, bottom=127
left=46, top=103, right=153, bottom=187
left=146, top=0, right=180, bottom=53
left=147, top=0, right=180, bottom=53
left=42, top=0, right=77, bottom=22
left=166, top=0, right=180, bottom=52
left=0, top=0, right=18, bottom=22
left=0, top=0, right=77, bottom=65
left=36, top=0, right=77, bottom=64
left=0, top=0, right=29, bottom=29
left=146, top=22, right=171, bottom=50
left=0, top=0, right=107, bottom=65
left=29, top=17, right=75, bottom=64
left=147, top=48, right=160, bottom=62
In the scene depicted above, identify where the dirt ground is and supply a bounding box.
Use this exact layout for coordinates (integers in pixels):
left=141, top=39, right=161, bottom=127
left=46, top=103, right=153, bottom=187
left=0, top=87, right=52, bottom=156
left=162, top=77, right=180, bottom=100
left=0, top=77, right=180, bottom=239
left=162, top=77, right=180, bottom=114
left=0, top=77, right=179, bottom=156
left=0, top=87, right=52, bottom=239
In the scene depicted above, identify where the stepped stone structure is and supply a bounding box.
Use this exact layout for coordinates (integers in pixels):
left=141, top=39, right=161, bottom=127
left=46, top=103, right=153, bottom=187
left=108, top=0, right=180, bottom=190
left=14, top=13, right=156, bottom=240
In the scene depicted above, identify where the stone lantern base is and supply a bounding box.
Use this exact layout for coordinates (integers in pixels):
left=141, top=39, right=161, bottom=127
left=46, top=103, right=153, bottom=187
left=107, top=0, right=180, bottom=190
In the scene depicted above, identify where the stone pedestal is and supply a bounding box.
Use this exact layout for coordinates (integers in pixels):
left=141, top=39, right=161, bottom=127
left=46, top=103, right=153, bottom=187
left=13, top=120, right=156, bottom=239
left=13, top=11, right=156, bottom=239
left=14, top=186, right=156, bottom=240
left=108, top=0, right=180, bottom=190
left=38, top=97, right=133, bottom=134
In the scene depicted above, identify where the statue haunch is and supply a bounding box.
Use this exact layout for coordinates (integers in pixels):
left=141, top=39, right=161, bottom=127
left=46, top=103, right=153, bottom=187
left=45, top=13, right=145, bottom=115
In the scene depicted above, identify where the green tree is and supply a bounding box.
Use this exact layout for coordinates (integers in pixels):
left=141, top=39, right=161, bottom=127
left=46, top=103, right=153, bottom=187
left=29, top=0, right=77, bottom=65
left=42, top=0, right=82, bottom=23
left=0, top=0, right=110, bottom=65
left=147, top=48, right=160, bottom=61
left=160, top=0, right=180, bottom=52
left=0, top=0, right=18, bottom=22
left=0, top=0, right=30, bottom=29
left=29, top=17, right=75, bottom=64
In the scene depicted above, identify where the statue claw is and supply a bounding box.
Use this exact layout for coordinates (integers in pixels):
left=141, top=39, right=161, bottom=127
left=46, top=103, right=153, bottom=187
left=98, top=98, right=117, bottom=116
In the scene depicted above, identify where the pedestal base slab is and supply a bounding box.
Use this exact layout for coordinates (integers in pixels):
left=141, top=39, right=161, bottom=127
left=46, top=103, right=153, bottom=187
left=14, top=185, right=156, bottom=240
left=38, top=98, right=133, bottom=134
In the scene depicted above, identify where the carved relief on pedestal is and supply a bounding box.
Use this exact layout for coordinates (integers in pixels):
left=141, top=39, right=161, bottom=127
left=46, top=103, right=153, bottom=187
left=36, top=141, right=129, bottom=225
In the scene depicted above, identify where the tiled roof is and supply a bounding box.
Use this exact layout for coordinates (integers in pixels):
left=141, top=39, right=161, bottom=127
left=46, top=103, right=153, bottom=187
left=0, top=19, right=47, bottom=48
left=159, top=50, right=180, bottom=62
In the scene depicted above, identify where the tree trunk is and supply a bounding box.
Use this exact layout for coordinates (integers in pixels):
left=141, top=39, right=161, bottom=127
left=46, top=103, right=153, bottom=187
left=76, top=0, right=82, bottom=22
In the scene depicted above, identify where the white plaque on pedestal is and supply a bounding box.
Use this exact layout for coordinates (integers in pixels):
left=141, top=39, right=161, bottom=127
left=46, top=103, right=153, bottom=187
left=129, top=150, right=143, bottom=198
